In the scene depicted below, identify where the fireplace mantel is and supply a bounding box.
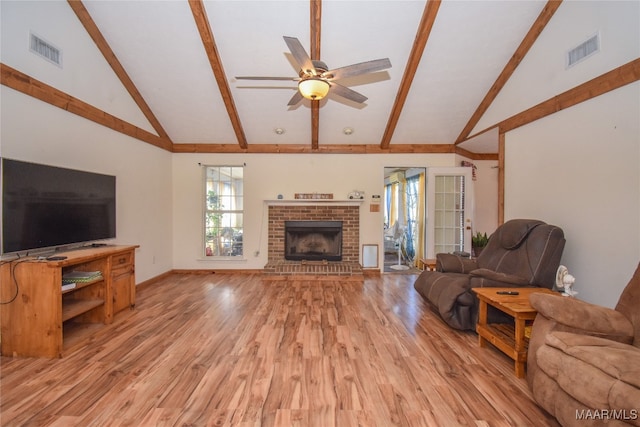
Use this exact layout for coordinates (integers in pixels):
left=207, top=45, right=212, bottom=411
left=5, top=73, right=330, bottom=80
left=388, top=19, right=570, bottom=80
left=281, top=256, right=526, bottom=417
left=264, top=199, right=364, bottom=206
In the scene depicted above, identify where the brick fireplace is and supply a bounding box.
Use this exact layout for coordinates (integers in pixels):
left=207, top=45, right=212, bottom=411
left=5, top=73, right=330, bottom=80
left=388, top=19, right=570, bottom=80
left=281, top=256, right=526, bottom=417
left=265, top=203, right=361, bottom=277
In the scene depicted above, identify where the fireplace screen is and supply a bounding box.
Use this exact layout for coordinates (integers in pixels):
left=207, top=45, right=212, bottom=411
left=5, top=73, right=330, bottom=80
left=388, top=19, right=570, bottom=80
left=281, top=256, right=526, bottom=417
left=284, top=220, right=343, bottom=261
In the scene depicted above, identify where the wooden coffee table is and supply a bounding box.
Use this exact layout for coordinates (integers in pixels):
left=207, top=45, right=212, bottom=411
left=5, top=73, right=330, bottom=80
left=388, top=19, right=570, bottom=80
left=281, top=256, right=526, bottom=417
left=473, top=287, right=558, bottom=378
left=418, top=258, right=437, bottom=271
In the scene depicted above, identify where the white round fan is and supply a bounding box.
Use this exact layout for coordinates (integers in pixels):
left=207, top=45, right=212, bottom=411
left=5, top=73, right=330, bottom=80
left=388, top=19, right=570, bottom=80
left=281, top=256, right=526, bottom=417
left=555, top=265, right=577, bottom=297
left=389, top=222, right=410, bottom=271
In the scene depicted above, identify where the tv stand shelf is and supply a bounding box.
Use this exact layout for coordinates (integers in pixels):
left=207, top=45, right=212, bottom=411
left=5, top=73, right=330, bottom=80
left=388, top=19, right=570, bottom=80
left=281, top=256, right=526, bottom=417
left=0, top=245, right=138, bottom=358
left=62, top=298, right=105, bottom=322
left=62, top=277, right=103, bottom=294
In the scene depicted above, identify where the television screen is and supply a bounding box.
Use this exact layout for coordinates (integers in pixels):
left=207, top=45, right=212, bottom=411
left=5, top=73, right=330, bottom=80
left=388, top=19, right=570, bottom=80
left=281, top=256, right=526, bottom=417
left=1, top=158, right=116, bottom=254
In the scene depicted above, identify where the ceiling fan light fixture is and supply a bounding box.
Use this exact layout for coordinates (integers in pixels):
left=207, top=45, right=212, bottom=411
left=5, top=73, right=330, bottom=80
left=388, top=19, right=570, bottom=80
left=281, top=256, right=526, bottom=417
left=298, top=77, right=330, bottom=101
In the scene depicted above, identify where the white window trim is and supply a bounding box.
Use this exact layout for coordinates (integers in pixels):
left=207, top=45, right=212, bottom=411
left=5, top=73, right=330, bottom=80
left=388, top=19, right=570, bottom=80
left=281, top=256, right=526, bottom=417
left=202, top=164, right=245, bottom=260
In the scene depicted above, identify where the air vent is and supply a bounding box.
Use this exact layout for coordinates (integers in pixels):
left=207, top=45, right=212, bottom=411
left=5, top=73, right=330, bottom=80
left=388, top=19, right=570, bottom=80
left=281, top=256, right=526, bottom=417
left=29, top=33, right=62, bottom=67
left=567, top=33, right=600, bottom=68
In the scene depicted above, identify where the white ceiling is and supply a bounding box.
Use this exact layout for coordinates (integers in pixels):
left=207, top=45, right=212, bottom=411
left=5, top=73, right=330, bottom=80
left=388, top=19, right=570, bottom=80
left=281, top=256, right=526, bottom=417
left=78, top=0, right=552, bottom=153
left=1, top=0, right=571, bottom=153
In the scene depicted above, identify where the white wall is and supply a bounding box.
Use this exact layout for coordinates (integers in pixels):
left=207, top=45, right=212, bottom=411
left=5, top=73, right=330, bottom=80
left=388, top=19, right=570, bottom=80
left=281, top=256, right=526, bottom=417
left=504, top=82, right=640, bottom=308
left=1, top=0, right=173, bottom=283
left=473, top=160, right=499, bottom=236
left=475, top=0, right=640, bottom=307
left=0, top=81, right=485, bottom=280
left=454, top=156, right=500, bottom=237
left=0, top=87, right=173, bottom=283
left=0, top=0, right=155, bottom=133
left=4, top=0, right=635, bottom=293
left=474, top=1, right=640, bottom=134
left=171, top=153, right=458, bottom=270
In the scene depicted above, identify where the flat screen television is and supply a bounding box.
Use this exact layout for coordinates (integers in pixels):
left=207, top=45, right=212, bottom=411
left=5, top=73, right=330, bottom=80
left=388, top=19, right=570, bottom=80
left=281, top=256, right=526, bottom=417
left=1, top=158, right=116, bottom=254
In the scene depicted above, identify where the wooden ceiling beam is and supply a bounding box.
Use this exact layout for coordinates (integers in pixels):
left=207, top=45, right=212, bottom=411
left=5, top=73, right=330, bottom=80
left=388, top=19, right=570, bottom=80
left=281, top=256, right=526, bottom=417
left=189, top=0, right=248, bottom=150
left=455, top=0, right=562, bottom=145
left=454, top=146, right=499, bottom=161
left=1, top=63, right=170, bottom=150
left=379, top=0, right=441, bottom=149
left=310, top=0, right=322, bottom=150
left=67, top=0, right=173, bottom=150
left=498, top=58, right=640, bottom=133
left=172, top=143, right=456, bottom=154
left=498, top=132, right=505, bottom=225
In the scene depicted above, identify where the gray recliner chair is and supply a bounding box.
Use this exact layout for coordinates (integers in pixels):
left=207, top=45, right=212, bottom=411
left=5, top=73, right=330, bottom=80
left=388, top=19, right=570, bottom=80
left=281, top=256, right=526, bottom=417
left=413, top=219, right=565, bottom=330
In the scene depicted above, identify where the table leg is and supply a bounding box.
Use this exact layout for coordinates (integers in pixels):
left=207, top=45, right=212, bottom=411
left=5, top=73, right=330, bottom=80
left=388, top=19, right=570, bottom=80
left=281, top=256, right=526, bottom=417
left=477, top=300, right=488, bottom=347
left=514, top=317, right=526, bottom=378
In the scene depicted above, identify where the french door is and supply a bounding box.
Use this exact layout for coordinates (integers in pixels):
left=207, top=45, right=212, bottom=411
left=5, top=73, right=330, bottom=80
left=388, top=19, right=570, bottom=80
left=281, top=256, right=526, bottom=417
left=426, top=167, right=474, bottom=258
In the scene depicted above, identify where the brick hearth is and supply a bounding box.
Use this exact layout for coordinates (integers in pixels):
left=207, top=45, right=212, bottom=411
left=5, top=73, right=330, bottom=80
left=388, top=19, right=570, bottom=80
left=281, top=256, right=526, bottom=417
left=263, top=260, right=363, bottom=277
left=265, top=204, right=362, bottom=277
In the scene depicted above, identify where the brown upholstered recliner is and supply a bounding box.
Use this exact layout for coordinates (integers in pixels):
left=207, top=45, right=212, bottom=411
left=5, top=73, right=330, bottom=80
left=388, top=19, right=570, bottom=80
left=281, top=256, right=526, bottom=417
left=413, top=219, right=565, bottom=330
left=527, top=262, right=640, bottom=427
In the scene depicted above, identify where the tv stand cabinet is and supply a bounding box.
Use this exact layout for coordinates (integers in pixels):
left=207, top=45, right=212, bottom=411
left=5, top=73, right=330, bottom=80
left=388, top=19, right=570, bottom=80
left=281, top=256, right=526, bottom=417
left=0, top=245, right=138, bottom=358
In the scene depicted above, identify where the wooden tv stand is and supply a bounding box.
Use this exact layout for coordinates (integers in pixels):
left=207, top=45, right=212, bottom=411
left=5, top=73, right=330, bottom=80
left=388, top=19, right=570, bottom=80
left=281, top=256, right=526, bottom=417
left=0, top=245, right=138, bottom=358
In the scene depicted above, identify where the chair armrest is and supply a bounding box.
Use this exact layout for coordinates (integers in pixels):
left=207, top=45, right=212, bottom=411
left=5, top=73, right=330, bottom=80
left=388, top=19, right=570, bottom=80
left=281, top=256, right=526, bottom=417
left=530, top=293, right=634, bottom=339
left=469, top=268, right=530, bottom=286
left=436, top=253, right=477, bottom=273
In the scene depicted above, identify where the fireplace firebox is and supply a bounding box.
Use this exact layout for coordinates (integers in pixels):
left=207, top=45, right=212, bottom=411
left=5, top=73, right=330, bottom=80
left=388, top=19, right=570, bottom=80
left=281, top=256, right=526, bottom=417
left=284, top=220, right=343, bottom=261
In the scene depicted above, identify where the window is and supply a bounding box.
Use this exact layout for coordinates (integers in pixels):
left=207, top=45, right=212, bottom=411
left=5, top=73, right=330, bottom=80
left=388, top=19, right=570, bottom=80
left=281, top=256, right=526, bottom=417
left=433, top=174, right=466, bottom=255
left=383, top=168, right=426, bottom=266
left=203, top=166, right=243, bottom=257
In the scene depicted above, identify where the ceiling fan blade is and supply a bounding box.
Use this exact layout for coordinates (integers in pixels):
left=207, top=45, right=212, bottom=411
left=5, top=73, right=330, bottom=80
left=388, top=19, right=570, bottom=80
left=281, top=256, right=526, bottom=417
left=235, top=76, right=297, bottom=81
left=287, top=91, right=304, bottom=106
left=329, top=83, right=368, bottom=104
left=323, top=58, right=391, bottom=81
left=283, top=36, right=315, bottom=75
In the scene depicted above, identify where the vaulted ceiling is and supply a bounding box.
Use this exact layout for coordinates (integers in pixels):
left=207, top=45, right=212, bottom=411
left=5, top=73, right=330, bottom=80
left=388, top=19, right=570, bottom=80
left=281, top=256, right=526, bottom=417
left=2, top=1, right=638, bottom=157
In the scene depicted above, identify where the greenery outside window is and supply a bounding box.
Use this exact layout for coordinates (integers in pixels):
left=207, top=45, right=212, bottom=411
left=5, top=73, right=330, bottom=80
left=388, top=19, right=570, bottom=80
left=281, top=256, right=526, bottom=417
left=204, top=166, right=243, bottom=257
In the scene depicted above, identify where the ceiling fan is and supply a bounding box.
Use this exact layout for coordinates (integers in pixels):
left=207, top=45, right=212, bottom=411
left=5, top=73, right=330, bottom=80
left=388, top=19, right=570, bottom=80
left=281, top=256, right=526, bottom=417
left=235, top=36, right=391, bottom=106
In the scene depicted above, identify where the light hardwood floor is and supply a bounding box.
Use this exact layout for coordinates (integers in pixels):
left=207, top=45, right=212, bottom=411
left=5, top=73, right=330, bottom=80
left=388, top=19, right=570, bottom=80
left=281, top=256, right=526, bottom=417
left=1, top=273, right=559, bottom=426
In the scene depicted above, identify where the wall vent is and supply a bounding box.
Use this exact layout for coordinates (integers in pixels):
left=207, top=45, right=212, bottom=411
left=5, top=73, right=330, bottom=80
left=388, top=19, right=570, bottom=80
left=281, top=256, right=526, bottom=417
left=29, top=33, right=62, bottom=67
left=567, top=33, right=600, bottom=68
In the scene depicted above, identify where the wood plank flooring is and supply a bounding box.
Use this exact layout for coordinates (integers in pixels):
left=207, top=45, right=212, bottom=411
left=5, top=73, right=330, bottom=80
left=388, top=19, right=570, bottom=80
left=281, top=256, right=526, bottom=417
left=0, top=273, right=559, bottom=426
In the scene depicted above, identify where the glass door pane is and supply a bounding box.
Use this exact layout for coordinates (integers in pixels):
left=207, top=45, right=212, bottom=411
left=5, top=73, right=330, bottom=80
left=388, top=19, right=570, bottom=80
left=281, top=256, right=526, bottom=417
left=427, top=167, right=474, bottom=258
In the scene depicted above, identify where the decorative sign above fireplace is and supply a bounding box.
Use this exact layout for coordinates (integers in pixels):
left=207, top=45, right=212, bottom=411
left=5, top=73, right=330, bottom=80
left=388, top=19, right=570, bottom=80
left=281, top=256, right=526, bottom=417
left=284, top=220, right=343, bottom=261
left=294, top=193, right=334, bottom=200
